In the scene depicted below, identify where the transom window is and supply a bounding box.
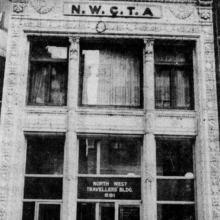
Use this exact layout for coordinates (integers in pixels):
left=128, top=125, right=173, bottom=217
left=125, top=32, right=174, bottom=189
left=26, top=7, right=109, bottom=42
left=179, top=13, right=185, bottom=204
left=78, top=137, right=142, bottom=175
left=80, top=39, right=143, bottom=107
left=27, top=37, right=68, bottom=106
left=155, top=43, right=194, bottom=110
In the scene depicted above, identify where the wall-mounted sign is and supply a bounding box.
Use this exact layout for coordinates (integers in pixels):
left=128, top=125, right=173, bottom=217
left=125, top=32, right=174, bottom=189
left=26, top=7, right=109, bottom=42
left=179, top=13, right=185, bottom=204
left=63, top=2, right=162, bottom=19
left=78, top=177, right=141, bottom=200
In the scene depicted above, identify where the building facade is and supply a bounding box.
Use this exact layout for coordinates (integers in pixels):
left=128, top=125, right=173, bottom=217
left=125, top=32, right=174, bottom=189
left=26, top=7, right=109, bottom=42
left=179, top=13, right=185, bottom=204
left=0, top=0, right=220, bottom=220
left=0, top=0, right=11, bottom=113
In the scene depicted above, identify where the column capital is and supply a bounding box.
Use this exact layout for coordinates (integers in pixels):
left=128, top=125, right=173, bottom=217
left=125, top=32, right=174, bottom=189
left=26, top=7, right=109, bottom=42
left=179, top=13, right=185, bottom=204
left=144, top=39, right=154, bottom=54
left=69, top=37, right=80, bottom=44
left=69, top=37, right=80, bottom=61
left=144, top=39, right=154, bottom=62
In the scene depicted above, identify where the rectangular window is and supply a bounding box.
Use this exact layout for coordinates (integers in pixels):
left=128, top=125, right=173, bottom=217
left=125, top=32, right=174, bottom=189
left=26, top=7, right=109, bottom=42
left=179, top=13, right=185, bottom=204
left=22, top=135, right=65, bottom=220
left=28, top=37, right=68, bottom=106
left=156, top=138, right=195, bottom=220
left=80, top=39, right=143, bottom=107
left=155, top=44, right=194, bottom=109
left=78, top=137, right=141, bottom=175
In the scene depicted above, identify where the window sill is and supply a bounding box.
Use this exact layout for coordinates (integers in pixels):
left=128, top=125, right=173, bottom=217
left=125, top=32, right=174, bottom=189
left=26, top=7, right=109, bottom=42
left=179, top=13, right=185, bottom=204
left=77, top=174, right=141, bottom=178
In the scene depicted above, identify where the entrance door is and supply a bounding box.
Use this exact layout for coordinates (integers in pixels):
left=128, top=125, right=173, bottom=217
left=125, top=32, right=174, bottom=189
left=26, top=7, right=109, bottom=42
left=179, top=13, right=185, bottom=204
left=77, top=202, right=140, bottom=220
left=100, top=203, right=114, bottom=220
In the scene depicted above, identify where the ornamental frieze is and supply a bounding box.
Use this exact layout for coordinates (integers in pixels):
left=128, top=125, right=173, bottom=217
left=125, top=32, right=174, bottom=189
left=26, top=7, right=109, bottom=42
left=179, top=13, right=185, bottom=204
left=168, top=5, right=194, bottom=19
left=30, top=0, right=58, bottom=14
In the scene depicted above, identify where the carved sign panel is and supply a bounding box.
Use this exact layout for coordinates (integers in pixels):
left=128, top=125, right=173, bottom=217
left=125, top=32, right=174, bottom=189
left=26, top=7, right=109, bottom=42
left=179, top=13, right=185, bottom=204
left=78, top=177, right=141, bottom=200
left=63, top=2, right=162, bottom=19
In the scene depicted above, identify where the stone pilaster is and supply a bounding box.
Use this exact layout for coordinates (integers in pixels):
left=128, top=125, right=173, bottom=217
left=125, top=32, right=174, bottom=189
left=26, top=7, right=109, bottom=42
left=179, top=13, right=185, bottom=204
left=63, top=37, right=80, bottom=220
left=142, top=39, right=156, bottom=220
left=144, top=39, right=155, bottom=110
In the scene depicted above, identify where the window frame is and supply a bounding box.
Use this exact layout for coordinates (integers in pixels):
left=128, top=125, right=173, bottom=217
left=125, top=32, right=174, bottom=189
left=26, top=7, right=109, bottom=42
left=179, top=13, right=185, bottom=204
left=22, top=134, right=65, bottom=220
left=78, top=38, right=144, bottom=109
left=154, top=43, right=194, bottom=110
left=27, top=37, right=69, bottom=107
left=77, top=135, right=142, bottom=177
left=156, top=136, right=196, bottom=220
left=77, top=201, right=141, bottom=220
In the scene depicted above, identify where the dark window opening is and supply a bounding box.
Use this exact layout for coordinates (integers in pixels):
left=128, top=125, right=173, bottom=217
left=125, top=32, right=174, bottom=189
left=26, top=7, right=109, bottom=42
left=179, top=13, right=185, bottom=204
left=78, top=137, right=141, bottom=175
left=22, top=135, right=65, bottom=220
left=155, top=44, right=194, bottom=110
left=27, top=38, right=68, bottom=106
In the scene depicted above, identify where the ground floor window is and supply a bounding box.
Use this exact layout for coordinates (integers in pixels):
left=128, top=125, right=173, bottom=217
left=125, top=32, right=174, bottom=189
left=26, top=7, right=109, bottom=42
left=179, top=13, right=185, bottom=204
left=22, top=135, right=65, bottom=220
left=156, top=137, right=195, bottom=220
left=78, top=137, right=142, bottom=175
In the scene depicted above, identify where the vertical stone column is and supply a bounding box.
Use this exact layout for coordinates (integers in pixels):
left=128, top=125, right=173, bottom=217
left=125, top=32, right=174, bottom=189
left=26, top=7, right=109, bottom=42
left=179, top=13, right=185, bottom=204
left=144, top=39, right=155, bottom=110
left=142, top=39, right=157, bottom=220
left=63, top=37, right=80, bottom=220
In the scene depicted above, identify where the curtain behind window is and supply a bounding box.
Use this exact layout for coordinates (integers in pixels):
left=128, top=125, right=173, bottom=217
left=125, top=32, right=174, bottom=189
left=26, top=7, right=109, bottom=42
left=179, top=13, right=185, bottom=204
left=173, top=69, right=190, bottom=108
left=82, top=49, right=140, bottom=106
left=29, top=63, right=66, bottom=105
left=155, top=67, right=171, bottom=108
left=30, top=64, right=49, bottom=105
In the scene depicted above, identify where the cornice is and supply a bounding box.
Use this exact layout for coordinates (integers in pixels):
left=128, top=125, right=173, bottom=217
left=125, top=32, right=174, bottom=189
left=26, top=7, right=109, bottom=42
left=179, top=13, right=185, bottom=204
left=10, top=0, right=197, bottom=4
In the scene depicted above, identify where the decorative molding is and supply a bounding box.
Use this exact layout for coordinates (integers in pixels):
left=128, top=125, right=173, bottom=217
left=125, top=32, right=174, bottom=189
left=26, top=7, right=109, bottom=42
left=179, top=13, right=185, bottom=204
left=199, top=8, right=212, bottom=22
left=145, top=167, right=154, bottom=183
left=13, top=3, right=26, bottom=13
left=198, top=0, right=213, bottom=6
left=69, top=37, right=80, bottom=61
left=144, top=39, right=154, bottom=55
left=169, top=5, right=194, bottom=19
left=30, top=0, right=58, bottom=14
left=96, top=21, right=106, bottom=33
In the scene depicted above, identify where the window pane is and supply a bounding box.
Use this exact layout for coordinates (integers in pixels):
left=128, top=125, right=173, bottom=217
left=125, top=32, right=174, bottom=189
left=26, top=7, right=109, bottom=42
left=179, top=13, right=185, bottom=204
left=157, top=179, right=194, bottom=201
left=155, top=66, right=171, bottom=108
left=26, top=137, right=64, bottom=175
left=22, top=202, right=35, bottom=220
left=38, top=204, right=60, bottom=220
left=29, top=63, right=49, bottom=105
left=24, top=177, right=63, bottom=199
left=30, top=42, right=67, bottom=59
left=173, top=68, right=191, bottom=108
left=49, top=63, right=67, bottom=105
left=100, top=139, right=141, bottom=175
left=29, top=62, right=67, bottom=105
left=77, top=202, right=95, bottom=220
left=81, top=41, right=142, bottom=106
left=157, top=204, right=195, bottom=220
left=78, top=139, right=97, bottom=174
left=100, top=203, right=115, bottom=220
left=154, top=44, right=193, bottom=110
left=78, top=138, right=141, bottom=175
left=119, top=206, right=140, bottom=220
left=156, top=139, right=193, bottom=176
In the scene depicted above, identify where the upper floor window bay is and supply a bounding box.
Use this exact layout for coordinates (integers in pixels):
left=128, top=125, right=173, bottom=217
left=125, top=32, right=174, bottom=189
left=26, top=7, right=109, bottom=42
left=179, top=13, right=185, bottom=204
left=154, top=42, right=194, bottom=110
left=27, top=37, right=68, bottom=106
left=79, top=38, right=143, bottom=108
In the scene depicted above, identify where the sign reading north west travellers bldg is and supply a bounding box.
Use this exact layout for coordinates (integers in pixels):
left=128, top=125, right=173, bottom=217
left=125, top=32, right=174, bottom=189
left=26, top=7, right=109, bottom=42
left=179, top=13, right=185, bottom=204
left=78, top=177, right=141, bottom=200
left=63, top=2, right=162, bottom=18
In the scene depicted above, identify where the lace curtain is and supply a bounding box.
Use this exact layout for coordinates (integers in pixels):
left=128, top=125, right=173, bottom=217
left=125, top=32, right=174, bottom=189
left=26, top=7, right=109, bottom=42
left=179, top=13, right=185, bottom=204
left=82, top=49, right=141, bottom=106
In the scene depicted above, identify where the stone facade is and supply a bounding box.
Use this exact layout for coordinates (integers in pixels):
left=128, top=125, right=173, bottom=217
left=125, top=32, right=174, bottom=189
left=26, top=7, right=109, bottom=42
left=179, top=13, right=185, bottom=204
left=0, top=0, right=220, bottom=220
